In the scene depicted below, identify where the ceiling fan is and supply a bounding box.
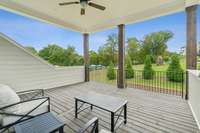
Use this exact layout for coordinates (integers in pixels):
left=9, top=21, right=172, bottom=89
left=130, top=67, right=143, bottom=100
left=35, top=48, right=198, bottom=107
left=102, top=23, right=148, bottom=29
left=59, top=0, right=106, bottom=15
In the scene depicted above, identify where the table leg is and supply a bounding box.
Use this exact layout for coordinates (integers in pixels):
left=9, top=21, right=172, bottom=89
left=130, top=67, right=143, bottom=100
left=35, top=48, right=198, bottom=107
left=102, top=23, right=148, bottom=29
left=59, top=126, right=64, bottom=133
left=90, top=105, right=93, bottom=110
left=75, top=99, right=78, bottom=118
left=124, top=104, right=127, bottom=124
left=95, top=119, right=99, bottom=133
left=111, top=112, right=115, bottom=133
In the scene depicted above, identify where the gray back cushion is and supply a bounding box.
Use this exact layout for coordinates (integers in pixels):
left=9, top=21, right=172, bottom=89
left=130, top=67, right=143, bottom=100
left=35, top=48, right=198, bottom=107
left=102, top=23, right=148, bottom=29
left=0, top=84, right=20, bottom=124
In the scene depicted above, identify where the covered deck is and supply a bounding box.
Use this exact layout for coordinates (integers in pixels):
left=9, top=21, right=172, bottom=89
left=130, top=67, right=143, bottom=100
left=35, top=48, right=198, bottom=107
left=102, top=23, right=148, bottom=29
left=45, top=82, right=199, bottom=133
left=0, top=0, right=199, bottom=132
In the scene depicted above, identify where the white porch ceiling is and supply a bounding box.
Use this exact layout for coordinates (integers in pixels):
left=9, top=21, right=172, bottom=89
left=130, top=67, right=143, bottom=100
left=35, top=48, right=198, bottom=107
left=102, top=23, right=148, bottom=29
left=0, top=0, right=199, bottom=33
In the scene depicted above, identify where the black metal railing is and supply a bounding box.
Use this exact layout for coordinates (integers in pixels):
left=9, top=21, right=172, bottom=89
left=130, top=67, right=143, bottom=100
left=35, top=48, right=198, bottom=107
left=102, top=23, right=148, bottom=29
left=90, top=68, right=117, bottom=85
left=126, top=70, right=186, bottom=98
left=90, top=68, right=186, bottom=98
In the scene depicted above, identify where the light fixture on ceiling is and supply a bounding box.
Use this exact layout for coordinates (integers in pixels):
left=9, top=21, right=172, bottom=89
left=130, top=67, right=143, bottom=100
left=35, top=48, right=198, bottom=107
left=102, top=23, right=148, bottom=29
left=80, top=0, right=88, bottom=9
left=59, top=0, right=106, bottom=15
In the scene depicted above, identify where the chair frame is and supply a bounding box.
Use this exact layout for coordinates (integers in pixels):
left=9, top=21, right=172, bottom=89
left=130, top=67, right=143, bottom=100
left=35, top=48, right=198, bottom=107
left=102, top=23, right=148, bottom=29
left=77, top=117, right=99, bottom=133
left=0, top=89, right=50, bottom=132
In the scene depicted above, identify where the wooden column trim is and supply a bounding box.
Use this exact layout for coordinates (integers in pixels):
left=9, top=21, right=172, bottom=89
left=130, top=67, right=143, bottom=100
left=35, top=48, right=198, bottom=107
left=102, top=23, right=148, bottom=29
left=83, top=33, right=89, bottom=82
left=117, top=24, right=125, bottom=88
left=186, top=5, right=197, bottom=70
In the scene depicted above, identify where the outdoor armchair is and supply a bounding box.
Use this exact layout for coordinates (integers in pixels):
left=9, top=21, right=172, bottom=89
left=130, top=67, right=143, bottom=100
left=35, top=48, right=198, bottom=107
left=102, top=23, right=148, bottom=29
left=77, top=117, right=111, bottom=133
left=0, top=85, right=50, bottom=133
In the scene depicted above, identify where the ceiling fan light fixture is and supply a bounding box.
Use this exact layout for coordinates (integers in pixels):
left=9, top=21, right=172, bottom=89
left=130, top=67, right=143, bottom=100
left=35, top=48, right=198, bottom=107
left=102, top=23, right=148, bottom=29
left=80, top=1, right=88, bottom=8
left=59, top=0, right=106, bottom=15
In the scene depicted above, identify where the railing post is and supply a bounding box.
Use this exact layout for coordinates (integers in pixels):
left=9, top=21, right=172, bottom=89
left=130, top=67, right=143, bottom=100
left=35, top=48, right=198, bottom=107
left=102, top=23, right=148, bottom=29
left=181, top=72, right=184, bottom=99
left=95, top=119, right=99, bottom=133
left=185, top=71, right=189, bottom=100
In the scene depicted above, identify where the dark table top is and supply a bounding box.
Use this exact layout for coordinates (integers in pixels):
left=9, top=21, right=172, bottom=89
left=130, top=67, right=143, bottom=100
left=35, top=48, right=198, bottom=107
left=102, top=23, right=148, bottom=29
left=75, top=92, right=128, bottom=113
left=14, top=113, right=65, bottom=133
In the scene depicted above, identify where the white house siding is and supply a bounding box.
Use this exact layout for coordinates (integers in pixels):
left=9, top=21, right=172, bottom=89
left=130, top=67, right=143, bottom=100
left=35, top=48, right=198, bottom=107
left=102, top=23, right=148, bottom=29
left=0, top=33, right=85, bottom=92
left=188, top=70, right=200, bottom=129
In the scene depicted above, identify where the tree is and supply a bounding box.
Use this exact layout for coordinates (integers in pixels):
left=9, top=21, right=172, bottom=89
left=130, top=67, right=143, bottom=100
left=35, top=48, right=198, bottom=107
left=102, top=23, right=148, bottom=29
left=89, top=50, right=99, bottom=65
left=127, top=37, right=141, bottom=64
left=125, top=56, right=134, bottom=79
left=143, top=55, right=154, bottom=79
left=64, top=45, right=84, bottom=66
left=39, top=45, right=65, bottom=65
left=38, top=44, right=83, bottom=66
left=63, top=45, right=81, bottom=66
left=166, top=55, right=184, bottom=82
left=48, top=46, right=65, bottom=66
left=140, top=31, right=173, bottom=63
left=106, top=34, right=118, bottom=65
left=98, top=46, right=110, bottom=66
left=98, top=34, right=118, bottom=66
left=107, top=62, right=116, bottom=80
left=25, top=46, right=37, bottom=55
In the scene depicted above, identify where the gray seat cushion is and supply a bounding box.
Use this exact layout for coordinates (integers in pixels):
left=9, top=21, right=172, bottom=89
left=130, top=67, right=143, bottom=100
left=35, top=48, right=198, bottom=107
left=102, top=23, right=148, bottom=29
left=2, top=99, right=49, bottom=126
left=0, top=84, right=48, bottom=126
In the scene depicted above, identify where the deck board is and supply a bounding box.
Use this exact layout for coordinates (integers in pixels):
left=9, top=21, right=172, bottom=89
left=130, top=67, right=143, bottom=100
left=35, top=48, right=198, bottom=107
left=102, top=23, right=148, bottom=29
left=45, top=82, right=199, bottom=133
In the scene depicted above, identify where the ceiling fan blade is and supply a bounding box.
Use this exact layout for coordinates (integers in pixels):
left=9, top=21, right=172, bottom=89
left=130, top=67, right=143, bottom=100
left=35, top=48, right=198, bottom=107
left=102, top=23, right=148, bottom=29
left=88, top=2, right=106, bottom=10
left=59, top=2, right=79, bottom=6
left=81, top=8, right=85, bottom=15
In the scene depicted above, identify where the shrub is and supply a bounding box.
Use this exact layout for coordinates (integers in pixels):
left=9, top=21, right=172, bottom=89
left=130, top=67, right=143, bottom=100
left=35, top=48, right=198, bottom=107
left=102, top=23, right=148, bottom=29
left=143, top=55, right=154, bottom=79
left=125, top=57, right=134, bottom=79
left=166, top=55, right=184, bottom=82
left=107, top=62, right=116, bottom=80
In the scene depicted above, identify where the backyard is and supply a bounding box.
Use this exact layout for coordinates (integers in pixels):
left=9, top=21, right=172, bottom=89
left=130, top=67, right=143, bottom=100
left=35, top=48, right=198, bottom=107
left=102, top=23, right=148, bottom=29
left=90, top=68, right=185, bottom=91
left=90, top=57, right=192, bottom=97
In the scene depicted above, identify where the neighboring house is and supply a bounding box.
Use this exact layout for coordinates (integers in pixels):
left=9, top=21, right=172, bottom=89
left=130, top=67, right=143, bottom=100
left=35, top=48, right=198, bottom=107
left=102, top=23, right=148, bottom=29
left=179, top=46, right=186, bottom=56
left=198, top=42, right=200, bottom=56
left=179, top=42, right=200, bottom=56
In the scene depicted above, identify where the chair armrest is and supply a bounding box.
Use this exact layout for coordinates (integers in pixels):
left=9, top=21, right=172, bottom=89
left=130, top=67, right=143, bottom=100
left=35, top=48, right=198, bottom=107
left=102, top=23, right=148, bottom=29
left=17, top=89, right=44, bottom=101
left=77, top=117, right=99, bottom=133
left=0, top=97, right=50, bottom=130
left=0, top=97, right=49, bottom=111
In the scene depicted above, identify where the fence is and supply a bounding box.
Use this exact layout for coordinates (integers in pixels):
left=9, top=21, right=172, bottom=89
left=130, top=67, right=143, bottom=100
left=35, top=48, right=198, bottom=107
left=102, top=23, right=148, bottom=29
left=126, top=70, right=186, bottom=98
left=90, top=68, right=186, bottom=98
left=90, top=68, right=117, bottom=85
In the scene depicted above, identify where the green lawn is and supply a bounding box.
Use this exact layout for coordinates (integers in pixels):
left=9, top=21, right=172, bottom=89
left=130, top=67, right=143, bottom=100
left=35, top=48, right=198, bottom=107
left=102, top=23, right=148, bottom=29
left=89, top=57, right=200, bottom=94
left=133, top=57, right=186, bottom=71
left=133, top=64, right=169, bottom=71
left=90, top=69, right=185, bottom=92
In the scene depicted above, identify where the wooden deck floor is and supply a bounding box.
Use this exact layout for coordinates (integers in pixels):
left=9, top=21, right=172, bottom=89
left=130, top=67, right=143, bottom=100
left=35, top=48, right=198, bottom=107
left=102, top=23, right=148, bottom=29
left=45, top=82, right=199, bottom=133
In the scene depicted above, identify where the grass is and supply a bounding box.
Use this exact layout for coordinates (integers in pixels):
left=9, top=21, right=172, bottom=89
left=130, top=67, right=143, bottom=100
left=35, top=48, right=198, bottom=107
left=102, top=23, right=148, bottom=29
left=89, top=57, right=200, bottom=93
left=90, top=69, right=117, bottom=85
left=90, top=69, right=185, bottom=92
left=133, top=57, right=186, bottom=71
left=133, top=64, right=169, bottom=71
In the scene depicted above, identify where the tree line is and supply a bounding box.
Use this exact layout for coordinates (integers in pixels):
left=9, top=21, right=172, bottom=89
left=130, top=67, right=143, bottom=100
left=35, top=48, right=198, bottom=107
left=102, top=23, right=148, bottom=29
left=90, top=31, right=174, bottom=66
left=25, top=45, right=83, bottom=66
left=25, top=30, right=175, bottom=67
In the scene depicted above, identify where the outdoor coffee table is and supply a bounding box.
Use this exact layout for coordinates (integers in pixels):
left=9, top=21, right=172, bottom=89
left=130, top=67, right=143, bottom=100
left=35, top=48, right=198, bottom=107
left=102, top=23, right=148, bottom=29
left=75, top=92, right=128, bottom=132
